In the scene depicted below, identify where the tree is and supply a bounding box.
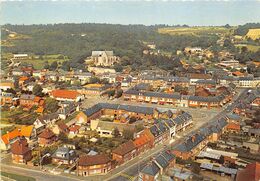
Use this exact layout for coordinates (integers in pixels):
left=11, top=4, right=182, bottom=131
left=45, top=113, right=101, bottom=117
left=43, top=61, right=49, bottom=69
left=115, top=89, right=123, bottom=98
left=32, top=84, right=43, bottom=96
left=49, top=61, right=58, bottom=71
left=106, top=90, right=115, bottom=97
left=122, top=129, right=134, bottom=140
left=112, top=127, right=120, bottom=137
left=89, top=77, right=100, bottom=84
left=191, top=162, right=201, bottom=174
left=114, top=64, right=123, bottom=72
left=58, top=132, right=68, bottom=143
left=44, top=97, right=59, bottom=113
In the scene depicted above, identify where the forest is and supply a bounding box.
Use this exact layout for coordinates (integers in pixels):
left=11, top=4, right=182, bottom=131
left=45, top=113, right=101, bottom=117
left=1, top=23, right=219, bottom=70
left=1, top=23, right=260, bottom=71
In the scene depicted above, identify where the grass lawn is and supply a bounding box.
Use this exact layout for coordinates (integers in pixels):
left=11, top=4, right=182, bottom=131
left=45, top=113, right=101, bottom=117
left=1, top=171, right=36, bottom=181
left=158, top=26, right=231, bottom=36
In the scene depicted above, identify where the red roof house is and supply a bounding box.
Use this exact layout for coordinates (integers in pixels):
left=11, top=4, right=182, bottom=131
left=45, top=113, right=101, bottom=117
left=236, top=162, right=260, bottom=181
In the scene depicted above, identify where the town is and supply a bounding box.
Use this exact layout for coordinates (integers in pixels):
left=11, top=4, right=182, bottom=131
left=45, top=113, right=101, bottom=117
left=1, top=3, right=260, bottom=181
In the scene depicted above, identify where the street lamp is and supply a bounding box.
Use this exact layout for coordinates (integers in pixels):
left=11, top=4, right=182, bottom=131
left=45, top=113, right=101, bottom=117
left=40, top=153, right=51, bottom=170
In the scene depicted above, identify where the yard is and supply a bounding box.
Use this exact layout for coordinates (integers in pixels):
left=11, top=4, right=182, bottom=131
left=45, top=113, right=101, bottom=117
left=1, top=171, right=36, bottom=181
left=235, top=44, right=260, bottom=52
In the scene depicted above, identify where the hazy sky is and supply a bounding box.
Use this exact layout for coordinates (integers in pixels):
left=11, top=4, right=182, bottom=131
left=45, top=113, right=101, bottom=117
left=1, top=1, right=260, bottom=26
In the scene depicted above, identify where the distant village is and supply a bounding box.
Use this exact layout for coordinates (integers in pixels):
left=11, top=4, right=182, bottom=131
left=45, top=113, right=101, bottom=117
left=1, top=48, right=260, bottom=181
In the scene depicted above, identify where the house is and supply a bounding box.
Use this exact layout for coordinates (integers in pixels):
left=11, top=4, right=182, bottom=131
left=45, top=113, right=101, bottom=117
left=82, top=84, right=112, bottom=95
left=68, top=125, right=81, bottom=138
left=34, top=113, right=59, bottom=131
left=52, top=146, right=77, bottom=165
left=0, top=92, right=14, bottom=105
left=226, top=123, right=241, bottom=133
left=52, top=122, right=69, bottom=135
left=20, top=94, right=44, bottom=108
left=139, top=150, right=176, bottom=181
left=0, top=81, right=14, bottom=91
left=236, top=162, right=260, bottom=181
left=11, top=138, right=32, bottom=164
left=133, top=134, right=151, bottom=154
left=57, top=102, right=78, bottom=120
left=91, top=51, right=119, bottom=67
left=139, top=162, right=160, bottom=181
left=77, top=154, right=112, bottom=176
left=38, top=128, right=57, bottom=146
left=112, top=140, right=137, bottom=165
left=0, top=126, right=36, bottom=151
left=50, top=89, right=82, bottom=102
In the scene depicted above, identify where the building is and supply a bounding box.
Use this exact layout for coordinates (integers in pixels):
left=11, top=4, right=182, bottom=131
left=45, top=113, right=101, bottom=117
left=52, top=147, right=77, bottom=165
left=11, top=138, right=32, bottom=164
left=13, top=54, right=28, bottom=60
left=77, top=154, right=112, bottom=176
left=236, top=162, right=260, bottom=181
left=139, top=150, right=176, bottom=181
left=20, top=94, right=44, bottom=108
left=38, top=128, right=57, bottom=146
left=112, top=140, right=137, bottom=165
left=0, top=81, right=14, bottom=91
left=0, top=126, right=36, bottom=151
left=50, top=89, right=82, bottom=102
left=91, top=51, right=119, bottom=67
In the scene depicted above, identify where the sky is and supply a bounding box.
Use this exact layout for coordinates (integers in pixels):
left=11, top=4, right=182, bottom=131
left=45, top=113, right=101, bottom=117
left=1, top=1, right=260, bottom=26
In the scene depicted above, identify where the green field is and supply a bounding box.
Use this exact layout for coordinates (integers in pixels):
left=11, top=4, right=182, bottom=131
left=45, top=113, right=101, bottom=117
left=158, top=26, right=231, bottom=36
left=2, top=54, right=69, bottom=70
left=1, top=171, right=36, bottom=181
left=235, top=44, right=260, bottom=52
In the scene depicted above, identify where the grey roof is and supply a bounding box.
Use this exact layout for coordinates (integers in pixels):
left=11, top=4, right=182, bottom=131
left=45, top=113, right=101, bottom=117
left=226, top=113, right=241, bottom=121
left=20, top=94, right=35, bottom=100
left=140, top=162, right=160, bottom=176
left=92, top=51, right=114, bottom=57
left=172, top=112, right=192, bottom=126
left=38, top=113, right=59, bottom=122
left=155, top=154, right=169, bottom=168
left=83, top=103, right=155, bottom=117
left=52, top=147, right=77, bottom=161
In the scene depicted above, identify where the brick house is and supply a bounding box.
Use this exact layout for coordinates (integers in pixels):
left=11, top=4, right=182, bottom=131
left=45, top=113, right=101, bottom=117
left=38, top=128, right=57, bottom=146
left=77, top=154, right=112, bottom=176
left=20, top=94, right=44, bottom=108
left=11, top=138, right=32, bottom=164
left=112, top=140, right=137, bottom=165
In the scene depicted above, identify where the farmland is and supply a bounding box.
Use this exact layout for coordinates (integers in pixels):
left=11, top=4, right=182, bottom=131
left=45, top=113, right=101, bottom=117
left=245, top=28, right=260, bottom=40
left=158, top=26, right=231, bottom=36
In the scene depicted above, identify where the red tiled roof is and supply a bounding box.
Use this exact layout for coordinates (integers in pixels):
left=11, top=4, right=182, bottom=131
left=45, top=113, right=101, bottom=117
left=1, top=125, right=34, bottom=145
left=112, top=140, right=136, bottom=156
left=133, top=134, right=151, bottom=148
left=227, top=123, right=240, bottom=130
left=11, top=138, right=31, bottom=155
left=58, top=123, right=69, bottom=133
left=78, top=154, right=111, bottom=166
left=1, top=129, right=20, bottom=145
left=51, top=90, right=80, bottom=100
left=69, top=125, right=80, bottom=132
left=39, top=128, right=55, bottom=139
left=236, top=162, right=260, bottom=181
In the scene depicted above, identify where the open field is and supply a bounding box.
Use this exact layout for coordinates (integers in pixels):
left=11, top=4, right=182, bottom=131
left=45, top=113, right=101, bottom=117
left=246, top=28, right=260, bottom=40
left=1, top=53, right=69, bottom=69
left=235, top=44, right=260, bottom=52
left=158, top=26, right=231, bottom=36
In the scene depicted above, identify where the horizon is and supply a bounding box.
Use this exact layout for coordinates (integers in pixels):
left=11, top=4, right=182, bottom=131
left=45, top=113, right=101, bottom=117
left=1, top=1, right=260, bottom=26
